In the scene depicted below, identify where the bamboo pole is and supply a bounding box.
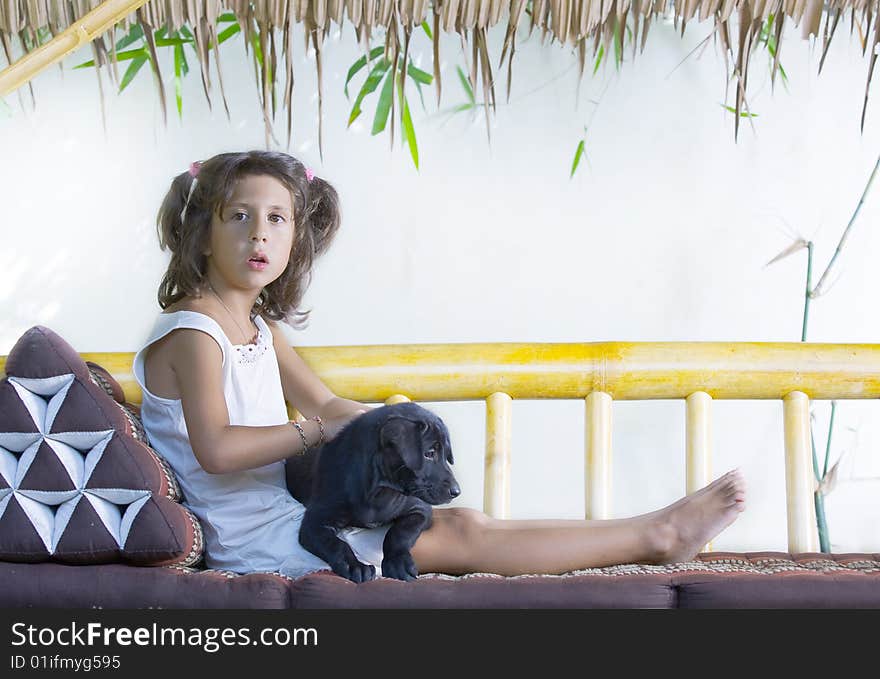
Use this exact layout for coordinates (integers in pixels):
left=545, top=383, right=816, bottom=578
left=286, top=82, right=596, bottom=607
left=384, top=394, right=411, bottom=405
left=484, top=391, right=512, bottom=518
left=585, top=391, right=612, bottom=519
left=783, top=391, right=819, bottom=552
left=685, top=391, right=712, bottom=494
left=0, top=0, right=150, bottom=97
left=686, top=391, right=713, bottom=551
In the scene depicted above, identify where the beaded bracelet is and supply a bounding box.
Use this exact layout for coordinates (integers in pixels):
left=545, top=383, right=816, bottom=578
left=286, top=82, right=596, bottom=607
left=311, top=415, right=325, bottom=447
left=290, top=420, right=309, bottom=455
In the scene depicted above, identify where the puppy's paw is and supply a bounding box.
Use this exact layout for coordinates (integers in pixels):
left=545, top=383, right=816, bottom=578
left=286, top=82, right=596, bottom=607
left=330, top=555, right=376, bottom=583
left=381, top=552, right=419, bottom=581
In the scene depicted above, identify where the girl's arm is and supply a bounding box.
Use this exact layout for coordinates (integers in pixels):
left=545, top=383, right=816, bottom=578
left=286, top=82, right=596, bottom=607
left=169, top=328, right=327, bottom=474
left=267, top=321, right=371, bottom=420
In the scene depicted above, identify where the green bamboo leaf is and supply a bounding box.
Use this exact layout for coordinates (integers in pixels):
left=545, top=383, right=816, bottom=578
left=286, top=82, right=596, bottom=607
left=155, top=38, right=190, bottom=47
left=344, top=46, right=387, bottom=98
left=23, top=29, right=51, bottom=50
left=250, top=26, right=263, bottom=68
left=593, top=45, right=604, bottom=75
left=456, top=66, right=475, bottom=104
left=217, top=23, right=241, bottom=45
left=218, top=12, right=237, bottom=22
left=178, top=25, right=200, bottom=56
left=119, top=55, right=148, bottom=93
left=441, top=103, right=476, bottom=114
left=179, top=41, right=190, bottom=77
left=174, top=44, right=184, bottom=118
left=349, top=59, right=391, bottom=126
left=74, top=47, right=147, bottom=69
left=372, top=69, right=395, bottom=135
left=614, top=22, right=623, bottom=69
left=570, top=140, right=586, bottom=178
left=114, top=24, right=144, bottom=51
left=422, top=21, right=433, bottom=41
left=721, top=104, right=759, bottom=117
left=406, top=64, right=432, bottom=85
left=401, top=91, right=419, bottom=169
left=410, top=62, right=428, bottom=111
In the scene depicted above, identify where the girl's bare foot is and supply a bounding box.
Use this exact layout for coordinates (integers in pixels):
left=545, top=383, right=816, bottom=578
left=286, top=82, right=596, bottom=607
left=649, top=470, right=746, bottom=564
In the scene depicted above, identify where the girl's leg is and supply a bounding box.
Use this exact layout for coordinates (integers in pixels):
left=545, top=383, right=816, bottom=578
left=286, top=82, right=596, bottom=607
left=410, top=470, right=746, bottom=576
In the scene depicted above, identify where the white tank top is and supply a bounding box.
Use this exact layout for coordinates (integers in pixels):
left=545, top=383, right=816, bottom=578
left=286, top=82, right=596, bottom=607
left=132, top=310, right=386, bottom=577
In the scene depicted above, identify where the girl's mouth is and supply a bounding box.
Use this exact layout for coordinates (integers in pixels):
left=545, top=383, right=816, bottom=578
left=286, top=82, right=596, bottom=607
left=248, top=253, right=269, bottom=271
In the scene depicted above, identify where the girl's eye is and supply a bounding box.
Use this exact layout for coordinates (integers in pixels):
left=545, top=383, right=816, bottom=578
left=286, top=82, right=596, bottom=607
left=270, top=214, right=286, bottom=223
left=232, top=212, right=248, bottom=221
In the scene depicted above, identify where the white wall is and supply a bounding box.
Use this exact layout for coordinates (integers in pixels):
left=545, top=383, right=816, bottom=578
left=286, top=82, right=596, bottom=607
left=2, top=16, right=879, bottom=553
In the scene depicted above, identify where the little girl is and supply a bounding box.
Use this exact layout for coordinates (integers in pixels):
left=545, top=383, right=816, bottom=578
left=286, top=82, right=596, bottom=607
left=133, top=150, right=746, bottom=580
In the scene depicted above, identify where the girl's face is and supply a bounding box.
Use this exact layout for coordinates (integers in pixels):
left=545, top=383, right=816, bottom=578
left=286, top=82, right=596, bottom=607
left=205, top=173, right=295, bottom=292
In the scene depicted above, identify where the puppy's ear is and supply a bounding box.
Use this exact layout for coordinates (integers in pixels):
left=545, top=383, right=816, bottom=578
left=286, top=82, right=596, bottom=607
left=379, top=416, right=423, bottom=471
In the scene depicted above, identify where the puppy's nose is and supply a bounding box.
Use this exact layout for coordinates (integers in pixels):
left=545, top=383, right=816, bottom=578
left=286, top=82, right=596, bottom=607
left=448, top=483, right=461, bottom=499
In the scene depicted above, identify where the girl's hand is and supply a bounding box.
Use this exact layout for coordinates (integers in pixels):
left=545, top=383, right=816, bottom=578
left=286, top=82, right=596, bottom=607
left=321, top=409, right=369, bottom=442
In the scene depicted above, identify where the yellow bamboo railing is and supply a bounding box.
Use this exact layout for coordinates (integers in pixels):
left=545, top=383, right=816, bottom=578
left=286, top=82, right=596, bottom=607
left=3, top=340, right=879, bottom=553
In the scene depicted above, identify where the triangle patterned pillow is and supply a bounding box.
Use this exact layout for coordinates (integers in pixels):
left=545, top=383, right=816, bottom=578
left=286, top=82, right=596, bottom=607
left=0, top=326, right=202, bottom=567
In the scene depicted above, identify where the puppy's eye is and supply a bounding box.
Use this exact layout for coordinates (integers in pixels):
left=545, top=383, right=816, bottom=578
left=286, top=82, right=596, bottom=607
left=424, top=447, right=436, bottom=460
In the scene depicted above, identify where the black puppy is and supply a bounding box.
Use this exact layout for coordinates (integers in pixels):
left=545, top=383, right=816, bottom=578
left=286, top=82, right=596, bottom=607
left=285, top=402, right=460, bottom=582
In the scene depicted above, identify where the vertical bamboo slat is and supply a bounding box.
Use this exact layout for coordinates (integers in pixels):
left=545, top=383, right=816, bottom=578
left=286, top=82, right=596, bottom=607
left=783, top=391, right=819, bottom=552
left=685, top=391, right=712, bottom=492
left=686, top=391, right=713, bottom=551
left=585, top=391, right=612, bottom=519
left=484, top=391, right=512, bottom=518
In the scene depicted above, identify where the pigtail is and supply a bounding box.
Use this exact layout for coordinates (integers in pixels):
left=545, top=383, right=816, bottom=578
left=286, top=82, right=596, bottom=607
left=156, top=171, right=191, bottom=254
left=155, top=169, right=210, bottom=309
left=304, top=176, right=341, bottom=257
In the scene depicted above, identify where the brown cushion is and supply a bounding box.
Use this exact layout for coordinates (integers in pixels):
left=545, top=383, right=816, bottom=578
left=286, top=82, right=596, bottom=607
left=0, top=562, right=292, bottom=609
left=0, top=325, right=202, bottom=567
left=288, top=552, right=880, bottom=609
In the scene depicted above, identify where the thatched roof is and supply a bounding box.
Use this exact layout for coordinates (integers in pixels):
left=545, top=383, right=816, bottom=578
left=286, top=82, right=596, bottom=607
left=0, top=0, right=877, bottom=153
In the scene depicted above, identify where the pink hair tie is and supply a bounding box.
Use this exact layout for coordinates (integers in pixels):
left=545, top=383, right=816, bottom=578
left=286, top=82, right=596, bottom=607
left=305, top=167, right=314, bottom=182
left=188, top=161, right=201, bottom=178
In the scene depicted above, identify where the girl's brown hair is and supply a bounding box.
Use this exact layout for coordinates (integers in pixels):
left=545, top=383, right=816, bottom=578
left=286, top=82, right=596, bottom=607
left=156, top=150, right=341, bottom=329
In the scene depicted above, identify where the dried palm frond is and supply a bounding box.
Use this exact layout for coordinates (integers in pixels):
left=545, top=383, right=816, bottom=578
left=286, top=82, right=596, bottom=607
left=2, top=0, right=879, bottom=150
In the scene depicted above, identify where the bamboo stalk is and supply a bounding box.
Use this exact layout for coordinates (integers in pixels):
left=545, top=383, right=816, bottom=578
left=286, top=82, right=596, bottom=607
left=686, top=391, right=713, bottom=551
left=783, top=391, right=819, bottom=553
left=799, top=240, right=830, bottom=551
left=585, top=391, right=612, bottom=519
left=484, top=391, right=512, bottom=518
left=810, top=427, right=831, bottom=552
left=0, top=0, right=151, bottom=97
left=685, top=391, right=712, bottom=493
left=812, top=153, right=880, bottom=298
